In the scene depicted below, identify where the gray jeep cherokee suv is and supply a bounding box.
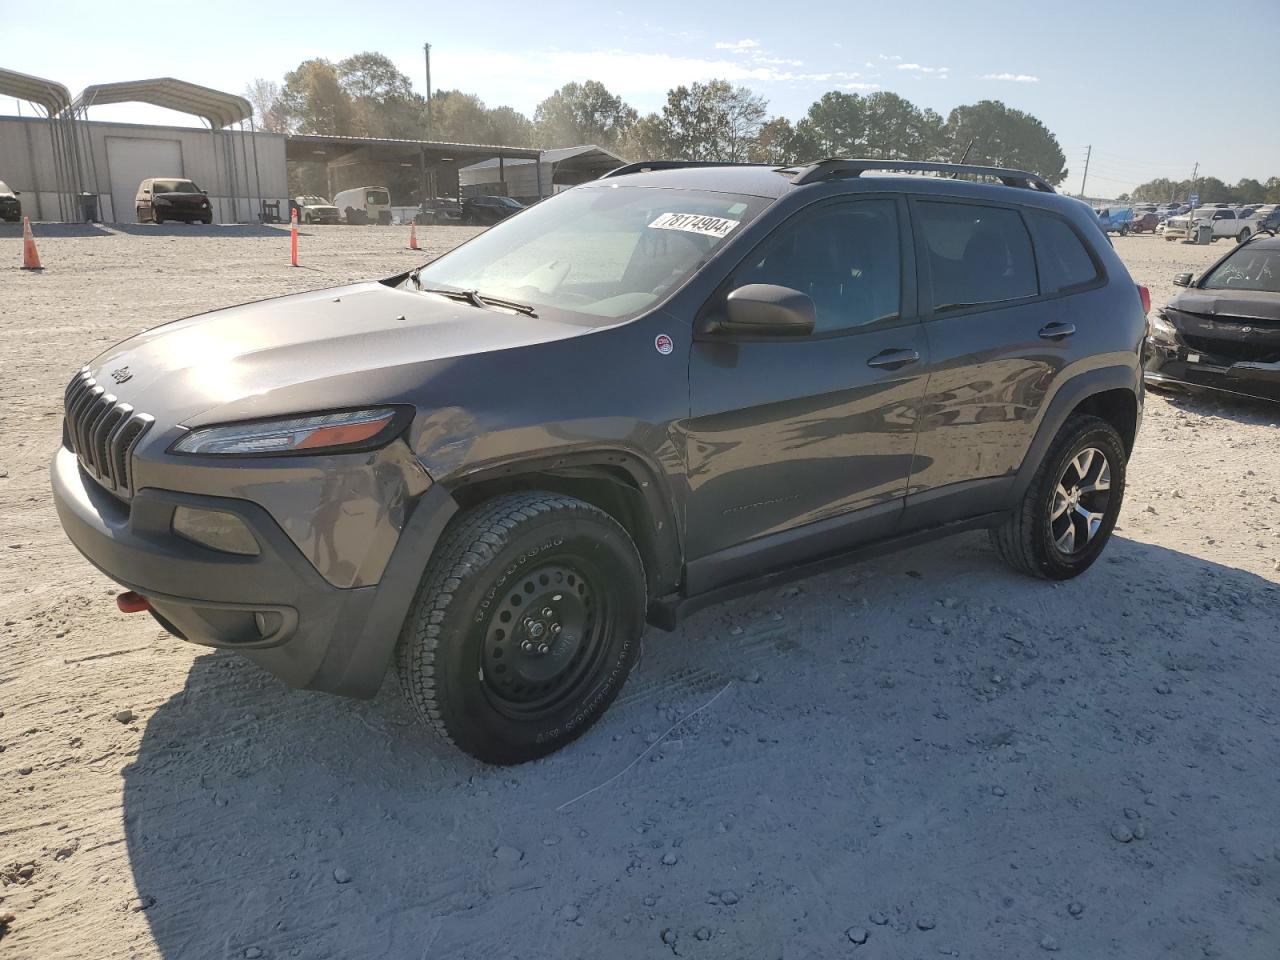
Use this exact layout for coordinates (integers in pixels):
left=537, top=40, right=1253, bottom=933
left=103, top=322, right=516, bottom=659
left=52, top=159, right=1147, bottom=763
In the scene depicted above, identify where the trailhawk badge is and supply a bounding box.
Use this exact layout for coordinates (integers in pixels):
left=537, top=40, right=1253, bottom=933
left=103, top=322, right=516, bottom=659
left=654, top=334, right=674, bottom=355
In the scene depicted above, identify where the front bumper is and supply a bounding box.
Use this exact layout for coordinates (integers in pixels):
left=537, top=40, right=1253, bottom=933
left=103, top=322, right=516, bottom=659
left=51, top=446, right=458, bottom=696
left=1144, top=339, right=1280, bottom=403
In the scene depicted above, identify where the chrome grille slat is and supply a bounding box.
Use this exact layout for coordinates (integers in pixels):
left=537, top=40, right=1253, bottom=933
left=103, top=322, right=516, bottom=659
left=61, top=370, right=154, bottom=501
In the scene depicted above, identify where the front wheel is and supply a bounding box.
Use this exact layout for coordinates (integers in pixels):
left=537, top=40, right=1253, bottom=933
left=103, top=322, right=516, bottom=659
left=990, top=414, right=1127, bottom=580
left=396, top=492, right=646, bottom=764
left=1237, top=229, right=1251, bottom=244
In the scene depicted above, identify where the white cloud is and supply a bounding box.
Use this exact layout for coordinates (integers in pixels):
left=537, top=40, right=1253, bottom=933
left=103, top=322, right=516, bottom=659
left=839, top=82, right=881, bottom=91
left=431, top=47, right=864, bottom=112
left=714, top=39, right=760, bottom=52
left=878, top=54, right=903, bottom=61
left=981, top=72, right=1040, bottom=82
left=754, top=55, right=805, bottom=67
left=897, top=63, right=950, bottom=74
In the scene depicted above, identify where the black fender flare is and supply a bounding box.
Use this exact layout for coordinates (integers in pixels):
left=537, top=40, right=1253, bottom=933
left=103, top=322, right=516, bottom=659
left=446, top=446, right=684, bottom=599
left=1011, top=364, right=1140, bottom=501
left=315, top=482, right=459, bottom=698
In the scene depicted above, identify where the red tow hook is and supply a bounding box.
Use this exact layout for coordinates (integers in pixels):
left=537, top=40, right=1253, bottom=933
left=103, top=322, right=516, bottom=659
left=116, top=591, right=151, bottom=614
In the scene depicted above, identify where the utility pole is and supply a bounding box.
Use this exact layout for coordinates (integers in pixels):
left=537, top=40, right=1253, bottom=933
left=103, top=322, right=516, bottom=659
left=423, top=42, right=434, bottom=202
left=1189, top=161, right=1198, bottom=204
left=423, top=43, right=433, bottom=141
left=1079, top=145, right=1092, bottom=199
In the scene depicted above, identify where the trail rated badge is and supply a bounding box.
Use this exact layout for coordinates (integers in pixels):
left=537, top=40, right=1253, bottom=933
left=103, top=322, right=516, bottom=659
left=654, top=334, right=674, bottom=355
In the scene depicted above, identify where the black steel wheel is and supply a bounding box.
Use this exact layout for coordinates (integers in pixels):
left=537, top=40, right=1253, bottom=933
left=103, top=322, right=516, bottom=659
left=396, top=492, right=645, bottom=764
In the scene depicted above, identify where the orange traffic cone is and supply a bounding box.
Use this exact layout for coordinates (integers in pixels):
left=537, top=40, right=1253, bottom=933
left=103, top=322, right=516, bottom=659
left=290, top=209, right=299, bottom=267
left=21, top=216, right=43, bottom=270
left=409, top=220, right=420, bottom=251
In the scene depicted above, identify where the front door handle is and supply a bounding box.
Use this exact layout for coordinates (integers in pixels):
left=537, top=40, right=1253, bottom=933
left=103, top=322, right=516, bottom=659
left=866, top=348, right=921, bottom=370
left=1039, top=322, right=1076, bottom=340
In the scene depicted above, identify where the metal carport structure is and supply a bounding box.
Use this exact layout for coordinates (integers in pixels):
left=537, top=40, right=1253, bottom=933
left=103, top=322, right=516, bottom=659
left=284, top=134, right=544, bottom=205
left=67, top=78, right=264, bottom=223
left=0, top=67, right=82, bottom=220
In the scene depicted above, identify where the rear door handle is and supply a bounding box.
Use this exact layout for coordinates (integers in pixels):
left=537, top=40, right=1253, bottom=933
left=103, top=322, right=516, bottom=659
left=866, top=348, right=920, bottom=370
left=1039, top=322, right=1076, bottom=340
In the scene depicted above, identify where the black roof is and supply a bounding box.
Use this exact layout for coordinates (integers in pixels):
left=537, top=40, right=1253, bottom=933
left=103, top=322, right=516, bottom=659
left=598, top=160, right=1084, bottom=216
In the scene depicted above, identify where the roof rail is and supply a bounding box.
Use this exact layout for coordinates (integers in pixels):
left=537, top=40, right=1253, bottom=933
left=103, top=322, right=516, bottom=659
left=602, top=160, right=773, bottom=179
left=783, top=158, right=1056, bottom=193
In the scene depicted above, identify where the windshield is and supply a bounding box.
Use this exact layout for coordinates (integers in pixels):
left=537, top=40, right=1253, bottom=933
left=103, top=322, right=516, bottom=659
left=152, top=180, right=200, bottom=194
left=366, top=190, right=389, bottom=205
left=497, top=197, right=523, bottom=208
left=1201, top=247, right=1280, bottom=293
left=411, top=185, right=767, bottom=321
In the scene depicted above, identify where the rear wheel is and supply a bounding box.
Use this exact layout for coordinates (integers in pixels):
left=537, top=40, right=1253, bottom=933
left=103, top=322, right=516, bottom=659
left=396, top=492, right=646, bottom=764
left=990, top=414, right=1127, bottom=580
left=1237, top=228, right=1251, bottom=243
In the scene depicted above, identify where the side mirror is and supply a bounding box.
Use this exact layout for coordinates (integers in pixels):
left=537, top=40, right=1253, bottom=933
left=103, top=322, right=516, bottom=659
left=1173, top=272, right=1193, bottom=287
left=703, top=284, right=816, bottom=337
left=201, top=190, right=208, bottom=196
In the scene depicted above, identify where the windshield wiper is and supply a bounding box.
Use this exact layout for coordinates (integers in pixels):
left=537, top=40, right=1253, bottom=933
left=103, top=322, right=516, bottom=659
left=411, top=275, right=537, bottom=317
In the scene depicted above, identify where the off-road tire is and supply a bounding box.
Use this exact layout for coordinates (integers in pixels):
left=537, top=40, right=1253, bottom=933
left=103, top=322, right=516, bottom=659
left=396, top=492, right=646, bottom=764
left=990, top=414, right=1127, bottom=580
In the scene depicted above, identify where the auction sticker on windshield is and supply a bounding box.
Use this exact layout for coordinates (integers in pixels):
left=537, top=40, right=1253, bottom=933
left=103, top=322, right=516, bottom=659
left=648, top=212, right=740, bottom=239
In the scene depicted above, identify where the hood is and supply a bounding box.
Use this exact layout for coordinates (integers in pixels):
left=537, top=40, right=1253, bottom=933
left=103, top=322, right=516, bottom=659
left=85, top=281, right=597, bottom=429
left=155, top=192, right=207, bottom=204
left=1168, top=288, right=1280, bottom=324
left=300, top=203, right=338, bottom=212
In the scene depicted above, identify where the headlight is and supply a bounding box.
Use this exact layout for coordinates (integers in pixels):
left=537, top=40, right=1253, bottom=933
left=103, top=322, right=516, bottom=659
left=1148, top=311, right=1179, bottom=343
left=171, top=407, right=404, bottom=456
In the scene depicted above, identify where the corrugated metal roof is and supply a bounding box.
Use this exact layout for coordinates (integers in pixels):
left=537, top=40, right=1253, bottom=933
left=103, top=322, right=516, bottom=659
left=286, top=133, right=543, bottom=156
left=461, top=144, right=624, bottom=171
left=71, top=78, right=252, bottom=128
left=0, top=67, right=72, bottom=115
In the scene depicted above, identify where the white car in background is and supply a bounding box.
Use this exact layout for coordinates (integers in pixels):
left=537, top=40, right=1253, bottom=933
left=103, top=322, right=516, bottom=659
left=292, top=195, right=340, bottom=225
left=1162, top=206, right=1262, bottom=244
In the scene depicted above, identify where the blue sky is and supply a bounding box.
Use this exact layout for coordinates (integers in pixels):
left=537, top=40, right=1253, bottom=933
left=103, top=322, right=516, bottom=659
left=6, top=0, right=1278, bottom=196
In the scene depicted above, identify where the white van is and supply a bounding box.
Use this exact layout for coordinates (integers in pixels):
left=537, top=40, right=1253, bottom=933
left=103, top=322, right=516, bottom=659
left=333, top=186, right=392, bottom=225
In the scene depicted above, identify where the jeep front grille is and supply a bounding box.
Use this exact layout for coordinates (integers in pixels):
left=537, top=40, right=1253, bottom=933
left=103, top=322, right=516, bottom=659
left=63, top=367, right=154, bottom=499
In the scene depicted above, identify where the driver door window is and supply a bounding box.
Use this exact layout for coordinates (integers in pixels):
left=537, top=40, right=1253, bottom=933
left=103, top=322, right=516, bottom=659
left=730, top=199, right=903, bottom=333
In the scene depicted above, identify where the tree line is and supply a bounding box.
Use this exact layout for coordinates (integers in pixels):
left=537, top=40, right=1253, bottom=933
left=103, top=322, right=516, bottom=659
left=1124, top=176, right=1280, bottom=205
left=247, top=51, right=1070, bottom=189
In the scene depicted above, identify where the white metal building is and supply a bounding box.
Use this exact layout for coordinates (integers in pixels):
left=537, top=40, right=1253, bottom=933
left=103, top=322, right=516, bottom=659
left=458, top=145, right=625, bottom=202
left=0, top=76, right=286, bottom=223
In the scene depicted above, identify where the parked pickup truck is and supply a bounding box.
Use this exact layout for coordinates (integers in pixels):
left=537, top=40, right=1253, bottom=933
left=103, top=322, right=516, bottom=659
left=1163, top=206, right=1261, bottom=244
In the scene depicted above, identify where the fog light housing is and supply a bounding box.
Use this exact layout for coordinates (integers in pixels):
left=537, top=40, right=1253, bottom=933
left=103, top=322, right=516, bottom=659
left=172, top=506, right=260, bottom=556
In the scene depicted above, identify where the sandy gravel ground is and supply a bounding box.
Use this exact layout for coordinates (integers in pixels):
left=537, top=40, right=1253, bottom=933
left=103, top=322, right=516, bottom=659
left=1, top=223, right=1278, bottom=960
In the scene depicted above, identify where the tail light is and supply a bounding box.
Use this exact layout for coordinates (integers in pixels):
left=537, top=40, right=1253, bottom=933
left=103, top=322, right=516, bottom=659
left=1137, top=284, right=1151, bottom=315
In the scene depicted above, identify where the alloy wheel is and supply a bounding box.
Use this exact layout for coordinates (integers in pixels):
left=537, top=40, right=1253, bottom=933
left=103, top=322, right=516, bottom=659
left=1049, top=446, right=1112, bottom=555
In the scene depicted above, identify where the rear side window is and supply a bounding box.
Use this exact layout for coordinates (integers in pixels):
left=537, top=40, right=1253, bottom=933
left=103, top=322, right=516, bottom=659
left=916, top=201, right=1037, bottom=312
left=1026, top=211, right=1100, bottom=293
left=731, top=199, right=902, bottom=333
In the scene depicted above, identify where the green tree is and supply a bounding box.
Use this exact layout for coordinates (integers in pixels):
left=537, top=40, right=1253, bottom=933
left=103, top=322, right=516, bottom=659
left=336, top=52, right=423, bottom=138
left=278, top=59, right=354, bottom=135
left=659, top=80, right=767, bottom=162
left=793, top=91, right=866, bottom=158
left=616, top=113, right=669, bottom=160
left=534, top=80, right=638, bottom=149
left=245, top=78, right=288, bottom=133
left=1234, top=178, right=1265, bottom=202
left=487, top=106, right=535, bottom=147
left=749, top=117, right=801, bottom=164
left=862, top=92, right=944, bottom=160
left=942, top=100, right=1068, bottom=185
